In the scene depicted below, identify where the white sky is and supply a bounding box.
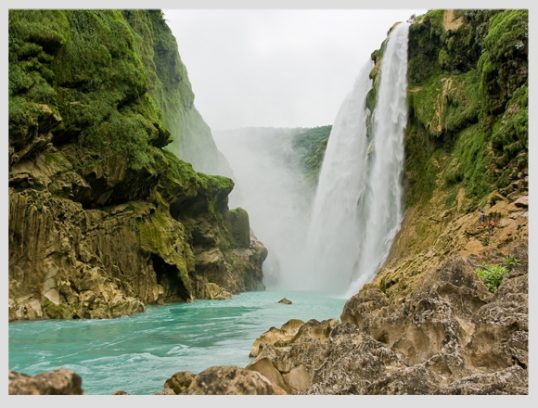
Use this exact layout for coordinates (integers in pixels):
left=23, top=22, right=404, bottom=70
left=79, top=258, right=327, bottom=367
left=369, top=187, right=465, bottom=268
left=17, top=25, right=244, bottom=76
left=164, top=9, right=425, bottom=130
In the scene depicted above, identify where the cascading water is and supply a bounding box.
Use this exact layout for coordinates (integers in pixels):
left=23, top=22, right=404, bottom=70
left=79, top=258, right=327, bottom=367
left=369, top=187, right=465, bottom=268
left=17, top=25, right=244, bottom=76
left=301, top=62, right=374, bottom=293
left=305, top=22, right=410, bottom=295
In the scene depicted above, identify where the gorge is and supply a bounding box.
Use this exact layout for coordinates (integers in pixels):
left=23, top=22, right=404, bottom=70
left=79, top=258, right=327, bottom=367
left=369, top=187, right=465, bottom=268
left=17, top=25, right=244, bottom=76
left=8, top=9, right=528, bottom=396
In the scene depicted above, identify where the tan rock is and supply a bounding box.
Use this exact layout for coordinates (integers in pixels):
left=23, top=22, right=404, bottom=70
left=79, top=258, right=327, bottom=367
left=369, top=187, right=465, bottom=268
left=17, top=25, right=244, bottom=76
left=202, top=282, right=232, bottom=300
left=250, top=319, right=304, bottom=357
left=9, top=369, right=84, bottom=395
left=247, top=357, right=290, bottom=393
left=163, top=371, right=196, bottom=394
left=513, top=195, right=528, bottom=208
left=282, top=365, right=311, bottom=394
left=164, top=366, right=274, bottom=395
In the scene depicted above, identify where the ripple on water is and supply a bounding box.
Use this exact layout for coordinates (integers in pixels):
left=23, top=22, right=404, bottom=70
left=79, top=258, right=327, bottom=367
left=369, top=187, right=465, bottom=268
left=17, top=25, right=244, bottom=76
left=9, top=290, right=345, bottom=394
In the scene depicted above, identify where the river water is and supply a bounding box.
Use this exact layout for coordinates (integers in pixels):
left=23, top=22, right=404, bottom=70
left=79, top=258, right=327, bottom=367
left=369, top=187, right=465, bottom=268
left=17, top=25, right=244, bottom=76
left=9, top=290, right=345, bottom=394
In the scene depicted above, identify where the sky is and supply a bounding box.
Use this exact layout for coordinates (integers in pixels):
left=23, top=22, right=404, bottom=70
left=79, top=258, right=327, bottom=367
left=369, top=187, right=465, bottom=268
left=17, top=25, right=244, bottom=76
left=164, top=9, right=425, bottom=131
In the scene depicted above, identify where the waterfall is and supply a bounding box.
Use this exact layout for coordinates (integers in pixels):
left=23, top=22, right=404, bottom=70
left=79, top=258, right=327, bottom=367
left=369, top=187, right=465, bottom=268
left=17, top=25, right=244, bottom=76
left=305, top=22, right=410, bottom=295
left=301, top=62, right=373, bottom=293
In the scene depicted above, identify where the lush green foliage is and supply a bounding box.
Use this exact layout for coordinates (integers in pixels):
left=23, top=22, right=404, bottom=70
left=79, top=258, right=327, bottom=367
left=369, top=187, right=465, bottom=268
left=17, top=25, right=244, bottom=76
left=9, top=9, right=234, bottom=212
left=479, top=10, right=528, bottom=114
left=405, top=9, right=528, bottom=209
left=292, top=126, right=332, bottom=184
left=402, top=120, right=437, bottom=206
left=475, top=264, right=509, bottom=292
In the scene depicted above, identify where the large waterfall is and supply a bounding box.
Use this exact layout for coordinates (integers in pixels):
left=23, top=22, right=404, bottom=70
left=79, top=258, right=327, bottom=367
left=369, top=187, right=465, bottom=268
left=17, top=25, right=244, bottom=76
left=305, top=22, right=410, bottom=295
left=215, top=22, right=409, bottom=295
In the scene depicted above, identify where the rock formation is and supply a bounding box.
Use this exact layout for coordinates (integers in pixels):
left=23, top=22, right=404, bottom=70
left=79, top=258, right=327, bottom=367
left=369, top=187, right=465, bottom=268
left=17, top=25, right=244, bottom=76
left=9, top=369, right=84, bottom=395
left=8, top=10, right=266, bottom=320
left=162, top=366, right=275, bottom=395
left=8, top=8, right=528, bottom=396
left=247, top=213, right=527, bottom=394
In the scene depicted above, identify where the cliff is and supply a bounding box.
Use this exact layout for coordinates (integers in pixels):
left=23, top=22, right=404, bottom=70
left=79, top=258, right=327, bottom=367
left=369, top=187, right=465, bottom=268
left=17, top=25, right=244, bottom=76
left=8, top=10, right=266, bottom=321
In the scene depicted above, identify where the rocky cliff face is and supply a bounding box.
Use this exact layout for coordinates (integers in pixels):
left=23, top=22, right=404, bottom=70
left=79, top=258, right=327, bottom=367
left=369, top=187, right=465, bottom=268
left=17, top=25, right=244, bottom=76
left=8, top=10, right=266, bottom=320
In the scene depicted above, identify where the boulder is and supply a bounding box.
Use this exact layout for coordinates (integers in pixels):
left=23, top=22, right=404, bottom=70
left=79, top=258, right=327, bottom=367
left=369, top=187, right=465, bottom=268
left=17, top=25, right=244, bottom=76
left=278, top=297, right=292, bottom=305
left=250, top=319, right=304, bottom=357
left=163, top=366, right=274, bottom=395
left=246, top=358, right=289, bottom=394
left=201, top=282, right=232, bottom=300
left=9, top=369, right=84, bottom=395
left=163, top=371, right=196, bottom=394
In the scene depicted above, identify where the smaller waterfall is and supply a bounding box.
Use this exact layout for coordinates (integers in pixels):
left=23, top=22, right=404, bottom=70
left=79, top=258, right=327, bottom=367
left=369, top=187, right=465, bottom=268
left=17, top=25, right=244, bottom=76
left=304, top=22, right=410, bottom=295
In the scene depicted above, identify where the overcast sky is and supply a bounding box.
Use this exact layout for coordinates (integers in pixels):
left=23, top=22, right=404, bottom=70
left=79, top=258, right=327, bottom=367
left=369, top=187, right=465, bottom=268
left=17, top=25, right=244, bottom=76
left=164, top=9, right=425, bottom=130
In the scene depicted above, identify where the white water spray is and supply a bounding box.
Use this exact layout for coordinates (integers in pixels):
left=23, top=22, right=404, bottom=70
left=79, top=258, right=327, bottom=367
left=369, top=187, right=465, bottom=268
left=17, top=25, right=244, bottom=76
left=214, top=128, right=313, bottom=288
left=301, top=62, right=373, bottom=293
left=305, top=22, right=410, bottom=295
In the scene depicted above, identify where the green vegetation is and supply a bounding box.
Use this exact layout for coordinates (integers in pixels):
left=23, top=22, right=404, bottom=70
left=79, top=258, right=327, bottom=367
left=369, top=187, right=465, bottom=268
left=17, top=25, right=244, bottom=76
left=292, top=126, right=332, bottom=184
left=405, top=9, right=527, bottom=210
left=504, top=255, right=520, bottom=270
left=443, top=124, right=492, bottom=198
left=402, top=121, right=437, bottom=206
left=9, top=9, right=234, bottom=209
left=410, top=70, right=480, bottom=137
left=479, top=10, right=528, bottom=114
left=475, top=264, right=509, bottom=292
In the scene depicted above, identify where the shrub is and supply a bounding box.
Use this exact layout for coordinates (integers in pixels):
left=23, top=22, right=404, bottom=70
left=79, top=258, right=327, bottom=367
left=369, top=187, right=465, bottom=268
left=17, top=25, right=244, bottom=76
left=504, top=255, right=519, bottom=270
left=475, top=264, right=509, bottom=292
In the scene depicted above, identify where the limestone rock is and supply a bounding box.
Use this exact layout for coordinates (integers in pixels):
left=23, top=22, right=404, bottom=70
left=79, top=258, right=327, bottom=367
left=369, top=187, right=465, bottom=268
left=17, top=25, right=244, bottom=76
left=250, top=319, right=304, bottom=357
left=246, top=358, right=289, bottom=394
left=163, top=366, right=274, bottom=395
left=9, top=369, right=84, bottom=395
left=282, top=365, right=311, bottom=393
left=278, top=297, right=292, bottom=304
left=514, top=195, right=528, bottom=208
left=201, top=282, right=232, bottom=300
left=163, top=371, right=196, bottom=394
left=247, top=243, right=527, bottom=394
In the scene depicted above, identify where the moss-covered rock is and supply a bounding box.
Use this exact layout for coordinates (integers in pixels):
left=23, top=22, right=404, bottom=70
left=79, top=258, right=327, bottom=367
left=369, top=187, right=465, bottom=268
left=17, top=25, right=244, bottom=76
left=405, top=9, right=527, bottom=211
left=8, top=10, right=266, bottom=320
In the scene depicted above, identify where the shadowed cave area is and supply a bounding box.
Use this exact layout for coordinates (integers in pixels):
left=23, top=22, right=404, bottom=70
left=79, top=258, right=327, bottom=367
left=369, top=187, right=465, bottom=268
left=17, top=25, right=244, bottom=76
left=152, top=255, right=189, bottom=303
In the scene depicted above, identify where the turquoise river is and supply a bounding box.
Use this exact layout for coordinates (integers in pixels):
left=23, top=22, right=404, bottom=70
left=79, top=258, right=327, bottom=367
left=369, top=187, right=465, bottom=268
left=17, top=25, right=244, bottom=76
left=9, top=290, right=346, bottom=394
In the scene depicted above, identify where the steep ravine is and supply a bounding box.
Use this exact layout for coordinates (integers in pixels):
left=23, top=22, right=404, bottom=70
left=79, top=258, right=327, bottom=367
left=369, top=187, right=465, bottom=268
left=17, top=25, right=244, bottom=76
left=9, top=9, right=528, bottom=395
left=8, top=10, right=266, bottom=321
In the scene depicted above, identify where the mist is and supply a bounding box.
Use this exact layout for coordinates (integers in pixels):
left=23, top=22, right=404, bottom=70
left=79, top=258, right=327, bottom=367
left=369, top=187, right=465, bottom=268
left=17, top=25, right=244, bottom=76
left=214, top=128, right=314, bottom=289
left=164, top=9, right=425, bottom=130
